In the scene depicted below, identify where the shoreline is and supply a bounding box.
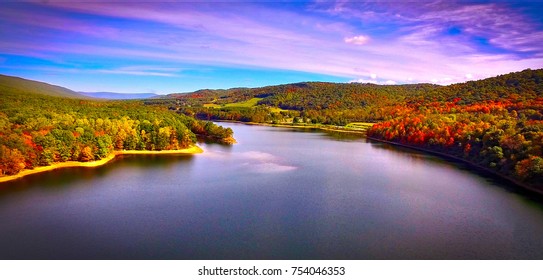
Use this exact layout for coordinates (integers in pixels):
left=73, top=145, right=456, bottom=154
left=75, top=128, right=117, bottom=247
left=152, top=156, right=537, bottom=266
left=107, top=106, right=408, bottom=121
left=0, top=146, right=203, bottom=184
left=367, top=136, right=543, bottom=196
left=214, top=120, right=369, bottom=135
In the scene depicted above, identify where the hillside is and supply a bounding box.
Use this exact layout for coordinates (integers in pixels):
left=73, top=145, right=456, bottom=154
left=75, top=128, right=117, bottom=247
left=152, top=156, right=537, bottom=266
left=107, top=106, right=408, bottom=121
left=166, top=82, right=440, bottom=110
left=157, top=69, right=543, bottom=191
left=79, top=92, right=159, bottom=100
left=0, top=74, right=87, bottom=98
left=0, top=76, right=234, bottom=177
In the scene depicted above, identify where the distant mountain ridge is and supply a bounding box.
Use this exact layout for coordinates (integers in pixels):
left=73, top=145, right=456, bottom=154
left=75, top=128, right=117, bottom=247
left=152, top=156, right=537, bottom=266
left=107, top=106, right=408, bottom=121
left=79, top=92, right=159, bottom=100
left=0, top=74, right=86, bottom=98
left=0, top=75, right=160, bottom=100
left=165, top=69, right=543, bottom=110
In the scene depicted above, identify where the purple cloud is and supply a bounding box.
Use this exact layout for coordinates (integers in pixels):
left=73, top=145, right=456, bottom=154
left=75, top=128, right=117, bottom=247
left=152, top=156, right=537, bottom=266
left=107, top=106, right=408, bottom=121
left=344, top=35, right=370, bottom=45
left=1, top=1, right=542, bottom=93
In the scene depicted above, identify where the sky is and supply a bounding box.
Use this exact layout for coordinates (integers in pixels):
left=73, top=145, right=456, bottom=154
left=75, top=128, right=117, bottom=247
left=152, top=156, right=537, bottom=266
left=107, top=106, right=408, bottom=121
left=1, top=0, right=542, bottom=94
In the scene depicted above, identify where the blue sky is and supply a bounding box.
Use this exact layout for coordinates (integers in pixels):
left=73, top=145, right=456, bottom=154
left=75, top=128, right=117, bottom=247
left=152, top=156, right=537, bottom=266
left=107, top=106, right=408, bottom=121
left=1, top=0, right=542, bottom=94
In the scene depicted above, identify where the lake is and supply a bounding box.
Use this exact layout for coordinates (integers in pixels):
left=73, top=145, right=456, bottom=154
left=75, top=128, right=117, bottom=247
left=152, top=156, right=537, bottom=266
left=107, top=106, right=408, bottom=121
left=1, top=122, right=543, bottom=259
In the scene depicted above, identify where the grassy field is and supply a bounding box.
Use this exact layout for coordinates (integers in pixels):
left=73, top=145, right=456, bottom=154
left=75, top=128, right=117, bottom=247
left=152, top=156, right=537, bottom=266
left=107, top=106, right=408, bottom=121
left=223, top=97, right=263, bottom=108
left=203, top=97, right=265, bottom=109
left=269, top=107, right=287, bottom=113
left=345, top=122, right=374, bottom=130
left=203, top=103, right=222, bottom=108
left=201, top=100, right=372, bottom=133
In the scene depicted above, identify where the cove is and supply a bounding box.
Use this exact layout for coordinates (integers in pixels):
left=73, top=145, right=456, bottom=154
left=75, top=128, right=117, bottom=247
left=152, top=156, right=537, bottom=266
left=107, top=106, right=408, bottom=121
left=1, top=122, right=543, bottom=259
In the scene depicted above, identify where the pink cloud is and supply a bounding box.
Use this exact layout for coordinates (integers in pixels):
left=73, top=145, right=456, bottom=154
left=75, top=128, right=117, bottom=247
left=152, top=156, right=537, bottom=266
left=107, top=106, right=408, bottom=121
left=2, top=1, right=542, bottom=89
left=344, top=35, right=370, bottom=45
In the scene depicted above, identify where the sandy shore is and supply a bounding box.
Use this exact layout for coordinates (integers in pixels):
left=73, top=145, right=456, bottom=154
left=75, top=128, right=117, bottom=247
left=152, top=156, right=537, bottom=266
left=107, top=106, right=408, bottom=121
left=0, top=146, right=203, bottom=183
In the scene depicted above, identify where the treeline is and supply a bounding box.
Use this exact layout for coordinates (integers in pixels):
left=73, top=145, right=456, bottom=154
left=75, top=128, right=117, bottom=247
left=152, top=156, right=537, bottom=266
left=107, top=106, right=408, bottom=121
left=367, top=100, right=543, bottom=186
left=0, top=80, right=234, bottom=176
left=366, top=70, right=543, bottom=188
left=181, top=106, right=297, bottom=124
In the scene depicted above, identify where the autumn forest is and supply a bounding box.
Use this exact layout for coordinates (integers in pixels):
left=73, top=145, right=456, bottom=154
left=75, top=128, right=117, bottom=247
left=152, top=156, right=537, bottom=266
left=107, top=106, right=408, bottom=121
left=0, top=75, right=234, bottom=177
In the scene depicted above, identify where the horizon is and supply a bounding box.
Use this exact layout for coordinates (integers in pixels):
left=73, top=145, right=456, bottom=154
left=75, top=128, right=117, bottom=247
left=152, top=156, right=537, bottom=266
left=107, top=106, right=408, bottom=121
left=2, top=67, right=540, bottom=96
left=1, top=1, right=543, bottom=94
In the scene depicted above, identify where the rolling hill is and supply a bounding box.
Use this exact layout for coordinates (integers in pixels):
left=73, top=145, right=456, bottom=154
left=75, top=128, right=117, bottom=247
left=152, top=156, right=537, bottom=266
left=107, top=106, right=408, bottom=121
left=0, top=74, right=87, bottom=98
left=79, top=92, right=159, bottom=100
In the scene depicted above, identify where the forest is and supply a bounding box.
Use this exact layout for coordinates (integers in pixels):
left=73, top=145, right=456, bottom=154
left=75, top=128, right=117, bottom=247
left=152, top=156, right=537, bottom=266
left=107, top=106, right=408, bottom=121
left=0, top=75, right=234, bottom=177
left=160, top=69, right=543, bottom=191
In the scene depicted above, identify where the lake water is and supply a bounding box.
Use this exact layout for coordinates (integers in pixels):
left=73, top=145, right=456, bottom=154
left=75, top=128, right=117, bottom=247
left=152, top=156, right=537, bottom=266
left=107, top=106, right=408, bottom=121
left=1, top=123, right=543, bottom=259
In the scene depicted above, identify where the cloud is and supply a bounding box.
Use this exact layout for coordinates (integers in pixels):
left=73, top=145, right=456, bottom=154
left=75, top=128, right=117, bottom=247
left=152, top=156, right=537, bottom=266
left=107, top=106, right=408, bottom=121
left=429, top=76, right=456, bottom=85
left=413, top=3, right=543, bottom=55
left=344, top=35, right=370, bottom=45
left=349, top=78, right=398, bottom=85
left=1, top=1, right=542, bottom=92
left=97, top=66, right=181, bottom=77
left=97, top=70, right=177, bottom=77
left=349, top=78, right=378, bottom=84
left=318, top=1, right=543, bottom=55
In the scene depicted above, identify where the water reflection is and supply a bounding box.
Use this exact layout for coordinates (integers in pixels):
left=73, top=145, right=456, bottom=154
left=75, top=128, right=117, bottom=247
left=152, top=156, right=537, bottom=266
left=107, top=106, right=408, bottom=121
left=369, top=139, right=543, bottom=200
left=260, top=126, right=366, bottom=142
left=0, top=154, right=195, bottom=200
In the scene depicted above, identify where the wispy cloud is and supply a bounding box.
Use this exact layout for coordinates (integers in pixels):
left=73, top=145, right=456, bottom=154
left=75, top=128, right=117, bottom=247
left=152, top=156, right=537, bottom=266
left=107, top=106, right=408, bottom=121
left=97, top=69, right=179, bottom=77
left=344, top=35, right=369, bottom=45
left=1, top=1, right=542, bottom=93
